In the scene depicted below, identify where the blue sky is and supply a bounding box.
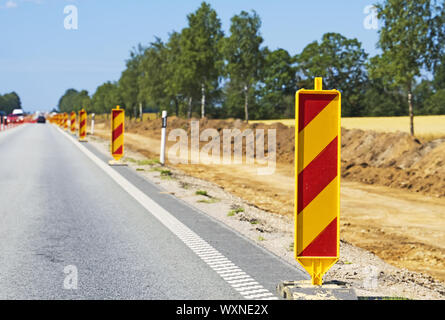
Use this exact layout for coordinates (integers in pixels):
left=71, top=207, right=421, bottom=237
left=0, top=0, right=380, bottom=112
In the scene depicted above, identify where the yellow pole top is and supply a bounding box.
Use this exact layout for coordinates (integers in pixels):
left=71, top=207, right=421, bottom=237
left=116, top=105, right=120, bottom=110
left=315, top=77, right=323, bottom=90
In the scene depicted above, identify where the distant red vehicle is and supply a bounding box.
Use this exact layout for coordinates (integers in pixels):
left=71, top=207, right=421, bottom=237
left=7, top=109, right=24, bottom=124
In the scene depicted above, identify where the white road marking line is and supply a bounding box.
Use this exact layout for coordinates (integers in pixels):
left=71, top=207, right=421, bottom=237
left=235, top=285, right=264, bottom=292
left=203, top=256, right=230, bottom=262
left=199, top=255, right=226, bottom=260
left=220, top=271, right=246, bottom=277
left=207, top=262, right=236, bottom=268
left=245, top=293, right=274, bottom=299
left=239, top=288, right=269, bottom=295
left=216, top=270, right=244, bottom=276
left=227, top=278, right=257, bottom=284
left=57, top=127, right=277, bottom=300
left=222, top=275, right=251, bottom=281
left=211, top=266, right=239, bottom=272
left=191, top=248, right=217, bottom=254
left=208, top=264, right=236, bottom=270
left=231, top=281, right=259, bottom=288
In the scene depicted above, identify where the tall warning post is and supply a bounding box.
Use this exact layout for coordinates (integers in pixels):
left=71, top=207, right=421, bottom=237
left=78, top=109, right=87, bottom=141
left=64, top=113, right=68, bottom=131
left=70, top=111, right=76, bottom=134
left=295, top=77, right=341, bottom=286
left=109, top=106, right=126, bottom=166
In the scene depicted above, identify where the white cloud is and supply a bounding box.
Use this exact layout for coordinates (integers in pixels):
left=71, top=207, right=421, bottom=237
left=1, top=0, right=46, bottom=9
left=5, top=1, right=18, bottom=8
left=23, top=0, right=44, bottom=4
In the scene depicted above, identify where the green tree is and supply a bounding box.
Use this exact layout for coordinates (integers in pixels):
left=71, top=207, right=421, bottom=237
left=363, top=79, right=407, bottom=116
left=180, top=2, right=224, bottom=118
left=165, top=32, right=186, bottom=117
left=223, top=10, right=264, bottom=122
left=0, top=92, right=22, bottom=114
left=413, top=80, right=435, bottom=114
left=369, top=0, right=445, bottom=135
left=0, top=95, right=6, bottom=113
left=75, top=90, right=90, bottom=112
left=259, top=48, right=297, bottom=119
left=433, top=57, right=445, bottom=90
left=138, top=39, right=170, bottom=115
left=297, top=33, right=369, bottom=117
left=119, top=46, right=144, bottom=118
left=424, top=89, right=445, bottom=114
left=58, top=89, right=79, bottom=113
left=91, top=82, right=121, bottom=114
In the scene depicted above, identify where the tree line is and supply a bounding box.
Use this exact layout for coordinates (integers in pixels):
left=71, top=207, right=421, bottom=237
left=0, top=92, right=22, bottom=114
left=58, top=1, right=445, bottom=125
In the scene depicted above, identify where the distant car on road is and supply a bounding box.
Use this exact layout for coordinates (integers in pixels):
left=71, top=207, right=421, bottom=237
left=7, top=109, right=25, bottom=124
left=37, top=115, right=46, bottom=123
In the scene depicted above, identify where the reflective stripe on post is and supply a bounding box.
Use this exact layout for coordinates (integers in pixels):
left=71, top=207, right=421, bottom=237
left=78, top=109, right=87, bottom=141
left=70, top=112, right=76, bottom=134
left=111, top=106, right=124, bottom=162
left=160, top=110, right=167, bottom=165
left=91, top=113, right=95, bottom=135
left=64, top=113, right=68, bottom=131
left=295, top=77, right=341, bottom=286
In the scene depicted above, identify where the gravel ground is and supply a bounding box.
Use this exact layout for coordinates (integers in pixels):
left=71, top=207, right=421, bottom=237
left=88, top=135, right=445, bottom=300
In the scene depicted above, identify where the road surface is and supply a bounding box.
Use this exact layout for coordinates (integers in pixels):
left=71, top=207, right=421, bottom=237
left=0, top=123, right=307, bottom=299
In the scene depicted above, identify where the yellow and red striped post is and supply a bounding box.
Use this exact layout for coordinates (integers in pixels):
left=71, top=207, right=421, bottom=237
left=64, top=113, right=68, bottom=131
left=109, top=106, right=126, bottom=165
left=295, top=77, right=341, bottom=286
left=78, top=109, right=87, bottom=141
left=70, top=111, right=76, bottom=134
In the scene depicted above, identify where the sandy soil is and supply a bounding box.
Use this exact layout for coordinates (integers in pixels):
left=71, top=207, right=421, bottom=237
left=92, top=119, right=445, bottom=286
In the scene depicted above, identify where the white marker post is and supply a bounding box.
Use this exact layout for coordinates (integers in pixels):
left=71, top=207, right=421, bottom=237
left=91, top=113, right=95, bottom=135
left=160, top=110, right=167, bottom=165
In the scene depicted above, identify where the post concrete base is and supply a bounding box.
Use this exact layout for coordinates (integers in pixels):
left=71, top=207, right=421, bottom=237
left=108, top=160, right=128, bottom=166
left=277, top=280, right=357, bottom=300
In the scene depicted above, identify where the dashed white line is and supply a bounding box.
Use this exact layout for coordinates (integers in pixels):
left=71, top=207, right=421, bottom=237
left=57, top=127, right=278, bottom=300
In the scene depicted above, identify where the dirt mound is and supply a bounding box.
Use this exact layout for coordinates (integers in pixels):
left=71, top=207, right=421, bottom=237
left=106, top=117, right=297, bottom=165
left=98, top=116, right=445, bottom=199
left=341, top=129, right=445, bottom=197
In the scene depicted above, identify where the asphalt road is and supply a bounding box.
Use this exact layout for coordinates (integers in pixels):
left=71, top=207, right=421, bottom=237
left=0, top=123, right=306, bottom=299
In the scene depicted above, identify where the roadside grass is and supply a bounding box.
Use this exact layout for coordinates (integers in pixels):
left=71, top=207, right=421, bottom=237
left=197, top=198, right=220, bottom=204
left=126, top=157, right=160, bottom=166
left=195, top=189, right=219, bottom=204
left=227, top=207, right=245, bottom=217
left=160, top=169, right=174, bottom=180
left=138, top=159, right=161, bottom=166
left=180, top=182, right=190, bottom=189
left=195, top=190, right=209, bottom=197
left=160, top=169, right=172, bottom=176
left=288, top=242, right=294, bottom=252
